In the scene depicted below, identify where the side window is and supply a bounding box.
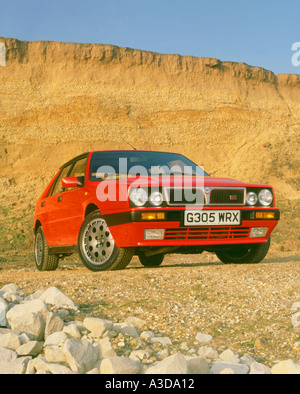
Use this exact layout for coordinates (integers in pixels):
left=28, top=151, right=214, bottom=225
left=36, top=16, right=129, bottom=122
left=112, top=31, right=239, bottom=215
left=69, top=157, right=87, bottom=179
left=51, top=164, right=72, bottom=196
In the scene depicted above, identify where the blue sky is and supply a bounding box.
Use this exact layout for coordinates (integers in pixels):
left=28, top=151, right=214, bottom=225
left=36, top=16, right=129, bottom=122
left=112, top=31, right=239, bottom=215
left=0, top=0, right=299, bottom=74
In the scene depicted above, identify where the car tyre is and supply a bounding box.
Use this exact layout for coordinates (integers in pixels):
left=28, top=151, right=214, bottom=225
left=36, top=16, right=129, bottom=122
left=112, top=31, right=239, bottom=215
left=34, top=226, right=59, bottom=271
left=139, top=253, right=165, bottom=267
left=78, top=211, right=134, bottom=272
left=215, top=237, right=271, bottom=264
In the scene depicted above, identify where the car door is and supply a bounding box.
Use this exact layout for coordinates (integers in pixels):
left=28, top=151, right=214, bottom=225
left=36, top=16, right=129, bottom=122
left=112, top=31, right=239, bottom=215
left=46, top=156, right=88, bottom=247
left=43, top=163, right=73, bottom=246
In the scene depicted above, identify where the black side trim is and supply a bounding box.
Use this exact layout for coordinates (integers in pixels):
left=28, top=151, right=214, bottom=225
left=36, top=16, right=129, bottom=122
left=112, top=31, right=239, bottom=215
left=49, top=245, right=78, bottom=255
left=103, top=209, right=280, bottom=227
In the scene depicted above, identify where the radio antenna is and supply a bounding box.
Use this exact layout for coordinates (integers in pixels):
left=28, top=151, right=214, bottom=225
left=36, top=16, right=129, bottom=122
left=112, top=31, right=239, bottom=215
left=121, top=137, right=137, bottom=151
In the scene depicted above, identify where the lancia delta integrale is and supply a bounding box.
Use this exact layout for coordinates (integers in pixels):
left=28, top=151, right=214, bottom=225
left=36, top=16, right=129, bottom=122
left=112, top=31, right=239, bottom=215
left=34, top=151, right=280, bottom=271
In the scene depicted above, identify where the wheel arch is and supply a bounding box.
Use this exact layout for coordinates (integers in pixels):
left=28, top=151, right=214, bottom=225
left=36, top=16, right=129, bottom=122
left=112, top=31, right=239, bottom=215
left=34, top=220, right=42, bottom=234
left=85, top=203, right=101, bottom=218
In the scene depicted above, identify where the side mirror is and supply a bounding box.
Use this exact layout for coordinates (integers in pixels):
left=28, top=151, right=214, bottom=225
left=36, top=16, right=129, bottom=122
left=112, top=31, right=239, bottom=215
left=62, top=176, right=84, bottom=189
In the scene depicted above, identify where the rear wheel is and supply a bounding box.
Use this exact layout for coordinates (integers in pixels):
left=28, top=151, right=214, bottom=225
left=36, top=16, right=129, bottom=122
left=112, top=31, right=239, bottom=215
left=34, top=227, right=59, bottom=271
left=215, top=238, right=271, bottom=264
left=139, top=253, right=165, bottom=268
left=78, top=211, right=134, bottom=272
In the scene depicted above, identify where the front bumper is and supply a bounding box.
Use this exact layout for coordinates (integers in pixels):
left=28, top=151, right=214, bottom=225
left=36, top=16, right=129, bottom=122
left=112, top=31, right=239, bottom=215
left=104, top=208, right=280, bottom=248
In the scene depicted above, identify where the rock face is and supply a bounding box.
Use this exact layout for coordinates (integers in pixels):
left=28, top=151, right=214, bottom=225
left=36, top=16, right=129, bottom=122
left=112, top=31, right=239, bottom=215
left=0, top=283, right=299, bottom=374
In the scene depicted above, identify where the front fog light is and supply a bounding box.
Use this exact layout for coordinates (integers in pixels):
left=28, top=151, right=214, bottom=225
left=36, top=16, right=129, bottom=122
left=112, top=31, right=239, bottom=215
left=129, top=188, right=148, bottom=207
left=258, top=189, right=273, bottom=206
left=246, top=192, right=258, bottom=206
left=144, top=229, right=165, bottom=240
left=250, top=227, right=268, bottom=238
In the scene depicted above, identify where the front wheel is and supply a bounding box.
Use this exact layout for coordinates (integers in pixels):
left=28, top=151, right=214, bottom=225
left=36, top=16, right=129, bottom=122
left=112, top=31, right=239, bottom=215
left=215, top=238, right=271, bottom=265
left=78, top=211, right=134, bottom=272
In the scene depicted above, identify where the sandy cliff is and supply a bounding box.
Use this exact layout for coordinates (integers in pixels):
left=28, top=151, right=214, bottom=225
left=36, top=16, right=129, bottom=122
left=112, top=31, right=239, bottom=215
left=0, top=37, right=299, bottom=252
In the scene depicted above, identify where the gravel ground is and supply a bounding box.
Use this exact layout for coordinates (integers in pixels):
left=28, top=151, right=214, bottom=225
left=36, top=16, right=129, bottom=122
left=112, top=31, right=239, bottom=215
left=0, top=251, right=299, bottom=367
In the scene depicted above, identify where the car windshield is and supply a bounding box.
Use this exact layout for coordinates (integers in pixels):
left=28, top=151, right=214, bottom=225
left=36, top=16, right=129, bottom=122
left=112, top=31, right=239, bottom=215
left=89, top=151, right=210, bottom=181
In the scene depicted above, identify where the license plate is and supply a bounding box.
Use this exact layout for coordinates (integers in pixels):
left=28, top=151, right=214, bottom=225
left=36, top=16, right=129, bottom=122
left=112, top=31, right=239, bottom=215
left=184, top=210, right=241, bottom=226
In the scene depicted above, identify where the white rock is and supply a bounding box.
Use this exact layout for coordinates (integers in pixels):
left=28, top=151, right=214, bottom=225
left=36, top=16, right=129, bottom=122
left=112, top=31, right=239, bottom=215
left=0, top=284, right=19, bottom=294
left=6, top=299, right=49, bottom=323
left=83, top=317, right=112, bottom=338
left=16, top=341, right=43, bottom=356
left=130, top=349, right=152, bottom=362
left=140, top=330, right=155, bottom=340
left=0, top=328, right=21, bottom=350
left=0, top=357, right=31, bottom=374
left=44, top=331, right=68, bottom=347
left=44, top=346, right=67, bottom=364
left=146, top=353, right=188, bottom=374
left=291, top=312, right=300, bottom=328
left=8, top=312, right=45, bottom=341
left=0, top=346, right=17, bottom=363
left=219, top=349, right=240, bottom=364
left=197, top=346, right=218, bottom=360
left=249, top=361, right=272, bottom=374
left=113, top=322, right=139, bottom=338
left=240, top=353, right=257, bottom=367
left=291, top=302, right=300, bottom=311
left=151, top=336, right=172, bottom=346
left=97, top=337, right=117, bottom=359
left=63, top=324, right=82, bottom=339
left=125, top=316, right=146, bottom=330
left=186, top=356, right=209, bottom=374
left=44, top=312, right=64, bottom=339
left=0, top=297, right=8, bottom=327
left=219, top=368, right=236, bottom=374
left=100, top=356, right=140, bottom=374
left=210, top=361, right=249, bottom=375
left=40, top=287, right=78, bottom=311
left=64, top=338, right=99, bottom=373
left=271, top=360, right=300, bottom=374
left=195, top=333, right=213, bottom=344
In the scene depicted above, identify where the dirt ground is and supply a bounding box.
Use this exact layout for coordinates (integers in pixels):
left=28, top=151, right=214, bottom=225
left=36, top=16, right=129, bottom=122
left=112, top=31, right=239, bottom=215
left=1, top=250, right=299, bottom=367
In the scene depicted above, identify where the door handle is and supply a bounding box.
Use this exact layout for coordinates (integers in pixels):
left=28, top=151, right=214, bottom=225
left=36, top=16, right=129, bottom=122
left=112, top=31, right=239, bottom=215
left=57, top=196, right=63, bottom=203
left=41, top=201, right=45, bottom=208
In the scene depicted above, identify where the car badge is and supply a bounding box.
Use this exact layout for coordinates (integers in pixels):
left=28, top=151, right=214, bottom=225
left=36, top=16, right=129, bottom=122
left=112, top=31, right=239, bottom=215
left=230, top=195, right=238, bottom=200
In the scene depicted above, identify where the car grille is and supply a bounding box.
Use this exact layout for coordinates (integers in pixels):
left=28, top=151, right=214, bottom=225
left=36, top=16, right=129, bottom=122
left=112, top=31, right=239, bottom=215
left=167, top=188, right=206, bottom=205
left=164, top=227, right=251, bottom=240
left=210, top=189, right=245, bottom=204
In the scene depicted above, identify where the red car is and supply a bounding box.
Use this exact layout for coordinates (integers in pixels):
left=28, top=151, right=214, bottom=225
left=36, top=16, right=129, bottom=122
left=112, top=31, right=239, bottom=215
left=34, top=150, right=280, bottom=272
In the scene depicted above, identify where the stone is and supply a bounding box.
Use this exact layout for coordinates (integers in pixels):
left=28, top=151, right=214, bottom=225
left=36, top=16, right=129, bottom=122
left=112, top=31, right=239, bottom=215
left=195, top=333, right=213, bottom=344
left=140, top=330, right=155, bottom=340
left=125, top=316, right=146, bottom=330
left=271, top=360, right=300, bottom=374
left=151, top=336, right=172, bottom=346
left=0, top=357, right=31, bottom=375
left=197, top=346, right=218, bottom=360
left=44, top=312, right=64, bottom=339
left=249, top=361, right=272, bottom=374
left=44, top=331, right=68, bottom=347
left=6, top=299, right=49, bottom=323
left=0, top=328, right=21, bottom=350
left=210, top=361, right=249, bottom=375
left=8, top=312, right=45, bottom=341
left=100, top=356, right=140, bottom=374
left=113, top=322, right=139, bottom=338
left=0, top=297, right=8, bottom=327
left=186, top=356, right=209, bottom=374
left=63, top=338, right=99, bottom=373
left=97, top=337, right=117, bottom=359
left=16, top=341, right=43, bottom=356
left=0, top=284, right=19, bottom=294
left=219, top=349, right=240, bottom=364
left=40, top=287, right=78, bottom=311
left=0, top=346, right=17, bottom=363
left=63, top=323, right=82, bottom=339
left=44, top=346, right=67, bottom=363
left=146, top=353, right=188, bottom=374
left=83, top=317, right=112, bottom=338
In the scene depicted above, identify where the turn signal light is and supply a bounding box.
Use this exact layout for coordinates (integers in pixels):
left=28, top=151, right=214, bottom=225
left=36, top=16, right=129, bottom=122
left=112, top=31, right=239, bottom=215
left=141, top=212, right=166, bottom=221
left=255, top=212, right=275, bottom=220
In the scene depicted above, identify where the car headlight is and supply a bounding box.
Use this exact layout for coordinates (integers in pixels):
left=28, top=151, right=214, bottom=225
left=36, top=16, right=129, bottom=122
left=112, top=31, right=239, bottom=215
left=149, top=191, right=164, bottom=206
left=246, top=192, right=258, bottom=206
left=258, top=189, right=273, bottom=206
left=129, top=188, right=148, bottom=207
